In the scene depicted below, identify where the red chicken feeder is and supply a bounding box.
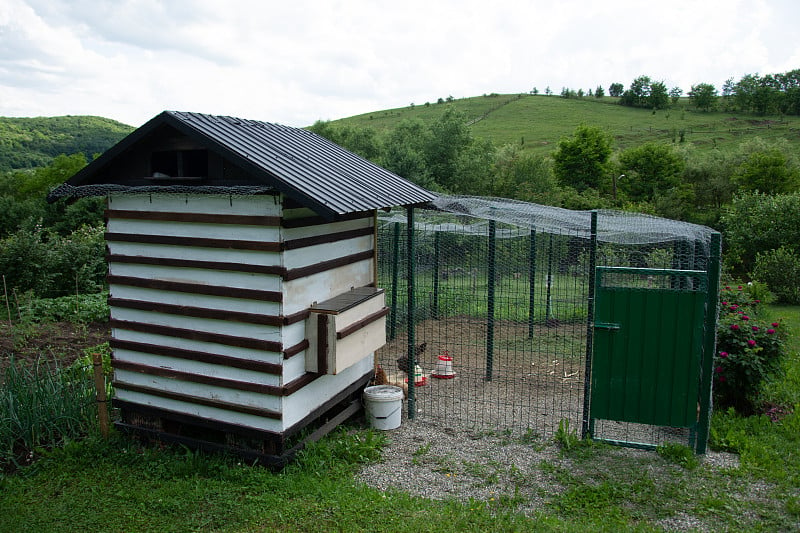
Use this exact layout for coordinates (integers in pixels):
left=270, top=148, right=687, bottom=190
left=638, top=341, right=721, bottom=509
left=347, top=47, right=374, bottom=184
left=432, top=353, right=456, bottom=379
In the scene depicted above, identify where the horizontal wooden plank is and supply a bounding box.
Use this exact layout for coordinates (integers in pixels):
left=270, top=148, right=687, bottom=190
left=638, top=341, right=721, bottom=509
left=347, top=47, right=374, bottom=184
left=281, top=211, right=372, bottom=229
left=108, top=275, right=283, bottom=302
left=110, top=319, right=282, bottom=352
left=284, top=250, right=374, bottom=281
left=106, top=232, right=281, bottom=252
left=283, top=226, right=373, bottom=250
left=282, top=372, right=322, bottom=396
left=114, top=381, right=282, bottom=419
left=113, top=399, right=283, bottom=440
left=107, top=254, right=286, bottom=276
left=283, top=339, right=309, bottom=359
left=106, top=209, right=282, bottom=226
left=109, top=298, right=283, bottom=326
left=283, top=309, right=310, bottom=326
left=337, top=306, right=390, bottom=340
left=113, top=359, right=283, bottom=395
left=110, top=339, right=282, bottom=375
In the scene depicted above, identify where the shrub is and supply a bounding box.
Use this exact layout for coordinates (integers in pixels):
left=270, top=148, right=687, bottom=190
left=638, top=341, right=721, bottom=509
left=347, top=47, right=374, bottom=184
left=16, top=292, right=109, bottom=324
left=721, top=191, right=800, bottom=276
left=752, top=246, right=800, bottom=304
left=0, top=225, right=105, bottom=298
left=713, top=284, right=785, bottom=413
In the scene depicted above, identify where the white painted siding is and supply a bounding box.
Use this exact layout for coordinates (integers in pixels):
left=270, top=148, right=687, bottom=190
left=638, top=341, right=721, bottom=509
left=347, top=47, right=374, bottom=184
left=109, top=286, right=281, bottom=316
left=114, top=389, right=283, bottom=433
left=107, top=242, right=281, bottom=267
left=113, top=349, right=281, bottom=387
left=282, top=357, right=373, bottom=428
left=109, top=263, right=282, bottom=292
left=108, top=193, right=380, bottom=437
left=108, top=194, right=282, bottom=216
left=111, top=308, right=282, bottom=342
left=112, top=329, right=283, bottom=365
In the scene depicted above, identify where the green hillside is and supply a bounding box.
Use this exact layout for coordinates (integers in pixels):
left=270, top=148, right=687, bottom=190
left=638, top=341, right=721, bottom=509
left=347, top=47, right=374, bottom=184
left=0, top=115, right=133, bottom=172
left=333, top=93, right=800, bottom=155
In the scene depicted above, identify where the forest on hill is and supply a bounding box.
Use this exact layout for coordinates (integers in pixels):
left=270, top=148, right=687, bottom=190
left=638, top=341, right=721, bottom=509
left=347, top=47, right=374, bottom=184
left=0, top=115, right=133, bottom=172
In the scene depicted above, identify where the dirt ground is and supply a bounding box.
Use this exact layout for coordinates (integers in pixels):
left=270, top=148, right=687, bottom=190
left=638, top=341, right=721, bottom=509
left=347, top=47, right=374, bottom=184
left=376, top=316, right=588, bottom=439
left=0, top=321, right=110, bottom=378
left=376, top=316, right=694, bottom=446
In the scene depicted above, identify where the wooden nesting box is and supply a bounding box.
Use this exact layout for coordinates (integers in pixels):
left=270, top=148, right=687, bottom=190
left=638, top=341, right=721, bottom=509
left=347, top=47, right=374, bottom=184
left=48, top=111, right=434, bottom=466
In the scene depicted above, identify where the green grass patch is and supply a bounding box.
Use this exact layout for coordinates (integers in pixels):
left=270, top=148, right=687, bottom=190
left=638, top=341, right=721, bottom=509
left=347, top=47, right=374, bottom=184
left=0, top=430, right=543, bottom=533
left=762, top=304, right=800, bottom=407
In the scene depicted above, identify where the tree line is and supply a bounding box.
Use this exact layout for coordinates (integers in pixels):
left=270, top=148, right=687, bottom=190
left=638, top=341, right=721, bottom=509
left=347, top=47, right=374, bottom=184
left=537, top=69, right=800, bottom=115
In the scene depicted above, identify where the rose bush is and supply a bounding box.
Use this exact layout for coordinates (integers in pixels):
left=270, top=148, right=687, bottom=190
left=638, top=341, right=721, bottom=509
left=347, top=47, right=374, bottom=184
left=713, top=283, right=785, bottom=413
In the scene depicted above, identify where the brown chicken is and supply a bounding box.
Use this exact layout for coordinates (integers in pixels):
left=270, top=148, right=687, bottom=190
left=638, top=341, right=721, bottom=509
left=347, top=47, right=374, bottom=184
left=396, top=342, right=427, bottom=374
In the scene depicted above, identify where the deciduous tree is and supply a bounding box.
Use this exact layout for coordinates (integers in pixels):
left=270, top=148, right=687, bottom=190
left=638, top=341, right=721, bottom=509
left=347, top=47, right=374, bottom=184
left=688, top=83, right=718, bottom=111
left=617, top=143, right=684, bottom=202
left=552, top=125, right=612, bottom=192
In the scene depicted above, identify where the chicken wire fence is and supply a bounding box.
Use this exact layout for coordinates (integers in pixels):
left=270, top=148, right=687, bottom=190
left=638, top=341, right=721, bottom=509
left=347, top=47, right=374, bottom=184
left=376, top=195, right=721, bottom=449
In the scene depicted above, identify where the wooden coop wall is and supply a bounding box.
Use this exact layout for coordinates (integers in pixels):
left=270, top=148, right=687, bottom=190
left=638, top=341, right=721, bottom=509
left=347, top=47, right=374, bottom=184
left=107, top=193, right=378, bottom=438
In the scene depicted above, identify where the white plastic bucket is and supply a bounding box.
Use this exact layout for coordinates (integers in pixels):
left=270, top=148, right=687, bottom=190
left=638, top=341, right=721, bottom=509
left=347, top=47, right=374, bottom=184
left=363, top=385, right=403, bottom=430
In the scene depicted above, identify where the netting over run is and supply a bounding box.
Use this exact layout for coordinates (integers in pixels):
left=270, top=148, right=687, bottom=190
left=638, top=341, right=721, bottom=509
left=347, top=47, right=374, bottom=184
left=376, top=195, right=720, bottom=447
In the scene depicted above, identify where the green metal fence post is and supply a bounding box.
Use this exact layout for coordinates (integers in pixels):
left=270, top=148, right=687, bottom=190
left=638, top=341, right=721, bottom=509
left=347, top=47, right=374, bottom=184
left=528, top=227, right=537, bottom=339
left=545, top=234, right=554, bottom=322
left=696, top=232, right=722, bottom=454
left=432, top=231, right=441, bottom=319
left=406, top=207, right=416, bottom=418
left=389, top=222, right=401, bottom=340
left=582, top=211, right=598, bottom=439
left=486, top=219, right=497, bottom=381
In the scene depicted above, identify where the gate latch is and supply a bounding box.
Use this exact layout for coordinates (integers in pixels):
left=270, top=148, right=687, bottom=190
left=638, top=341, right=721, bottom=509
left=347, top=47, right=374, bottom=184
left=593, top=322, right=621, bottom=331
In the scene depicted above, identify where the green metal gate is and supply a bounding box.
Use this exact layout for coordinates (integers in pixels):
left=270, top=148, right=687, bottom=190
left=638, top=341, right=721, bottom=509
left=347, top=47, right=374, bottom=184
left=588, top=267, right=714, bottom=450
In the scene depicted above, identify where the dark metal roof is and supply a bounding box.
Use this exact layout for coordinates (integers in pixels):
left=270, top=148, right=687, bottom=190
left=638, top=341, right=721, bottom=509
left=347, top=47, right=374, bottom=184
left=56, top=110, right=435, bottom=218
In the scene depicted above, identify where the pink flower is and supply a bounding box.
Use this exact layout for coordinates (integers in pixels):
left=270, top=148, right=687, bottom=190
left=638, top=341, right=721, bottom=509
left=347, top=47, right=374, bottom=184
left=742, top=315, right=749, bottom=321
left=771, top=322, right=780, bottom=327
left=738, top=285, right=743, bottom=290
left=748, top=340, right=757, bottom=347
left=719, top=351, right=729, bottom=358
left=731, top=324, right=740, bottom=330
left=715, top=366, right=723, bottom=373
left=725, top=286, right=731, bottom=290
left=754, top=299, right=761, bottom=304
left=767, top=329, right=776, bottom=334
left=730, top=304, right=739, bottom=310
left=722, top=301, right=728, bottom=306
left=719, top=376, right=727, bottom=382
left=752, top=326, right=759, bottom=332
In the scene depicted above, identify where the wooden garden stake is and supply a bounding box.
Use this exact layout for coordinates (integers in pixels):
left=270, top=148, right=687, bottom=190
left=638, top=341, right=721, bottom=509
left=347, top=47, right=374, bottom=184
left=3, top=275, right=11, bottom=326
left=93, top=351, right=110, bottom=438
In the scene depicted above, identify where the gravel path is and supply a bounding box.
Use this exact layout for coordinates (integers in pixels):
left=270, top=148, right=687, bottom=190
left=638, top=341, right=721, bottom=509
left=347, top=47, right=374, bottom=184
left=356, top=416, right=744, bottom=531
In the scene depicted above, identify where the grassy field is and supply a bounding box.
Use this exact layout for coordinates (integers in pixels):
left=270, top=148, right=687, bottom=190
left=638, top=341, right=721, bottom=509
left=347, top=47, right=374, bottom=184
left=0, top=303, right=797, bottom=532
left=334, top=93, right=800, bottom=156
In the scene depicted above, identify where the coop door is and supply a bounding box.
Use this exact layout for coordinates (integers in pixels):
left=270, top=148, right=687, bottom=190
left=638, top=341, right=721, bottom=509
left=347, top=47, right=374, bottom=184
left=590, top=267, right=708, bottom=429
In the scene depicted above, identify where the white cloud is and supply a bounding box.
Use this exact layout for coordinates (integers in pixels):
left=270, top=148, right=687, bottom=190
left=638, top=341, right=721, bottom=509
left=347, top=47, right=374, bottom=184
left=1, top=0, right=798, bottom=127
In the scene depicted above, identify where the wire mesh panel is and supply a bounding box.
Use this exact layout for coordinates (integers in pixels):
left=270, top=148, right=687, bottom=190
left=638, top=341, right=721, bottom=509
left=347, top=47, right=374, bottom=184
left=378, top=212, right=589, bottom=438
left=376, top=196, right=720, bottom=444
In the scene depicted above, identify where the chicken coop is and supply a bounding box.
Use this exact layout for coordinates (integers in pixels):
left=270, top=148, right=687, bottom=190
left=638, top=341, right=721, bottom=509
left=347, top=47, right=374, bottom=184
left=377, top=196, right=722, bottom=453
left=48, top=111, right=434, bottom=465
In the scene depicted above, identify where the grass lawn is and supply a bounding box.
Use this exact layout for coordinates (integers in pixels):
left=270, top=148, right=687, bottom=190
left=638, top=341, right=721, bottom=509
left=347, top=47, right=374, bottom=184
left=336, top=93, right=800, bottom=157
left=1, top=304, right=798, bottom=532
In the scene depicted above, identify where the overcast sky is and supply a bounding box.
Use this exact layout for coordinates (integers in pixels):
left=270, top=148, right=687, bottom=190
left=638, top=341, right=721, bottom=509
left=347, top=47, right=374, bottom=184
left=1, top=0, right=798, bottom=128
